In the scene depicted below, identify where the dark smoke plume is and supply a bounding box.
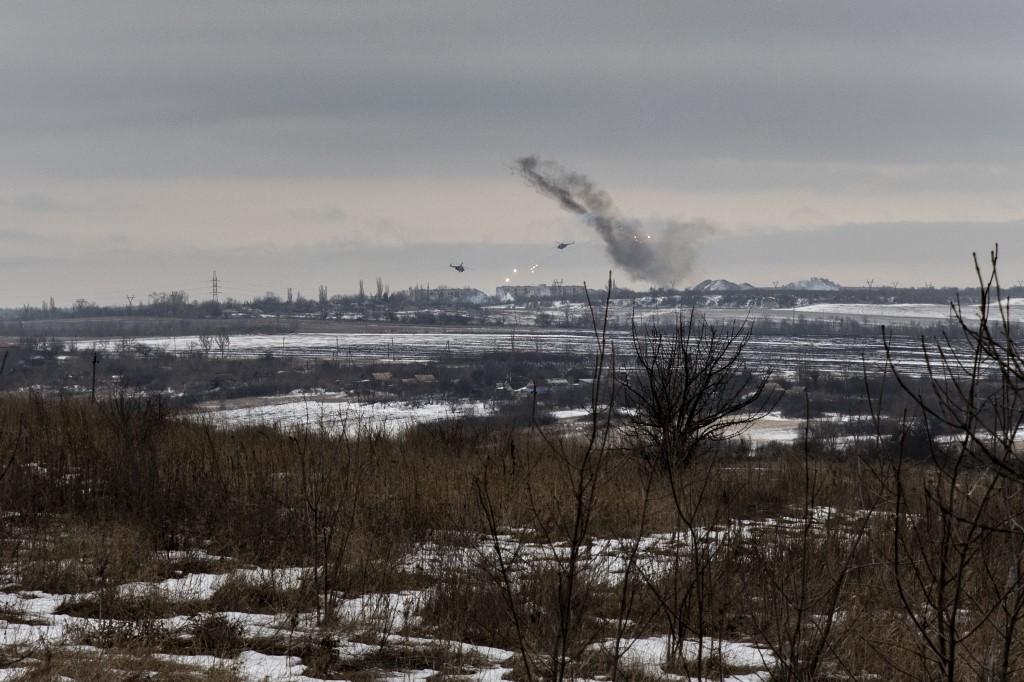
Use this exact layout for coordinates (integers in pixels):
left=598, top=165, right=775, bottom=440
left=516, top=155, right=711, bottom=286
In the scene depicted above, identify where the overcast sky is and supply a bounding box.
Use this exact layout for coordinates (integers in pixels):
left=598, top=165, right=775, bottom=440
left=2, top=2, right=1024, bottom=305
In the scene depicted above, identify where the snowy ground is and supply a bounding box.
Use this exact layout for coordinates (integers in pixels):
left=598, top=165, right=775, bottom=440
left=190, top=392, right=873, bottom=451
left=193, top=395, right=862, bottom=448
left=792, top=299, right=1024, bottom=323
left=0, top=535, right=786, bottom=681
left=82, top=328, right=941, bottom=378
left=194, top=394, right=494, bottom=436
left=742, top=412, right=804, bottom=444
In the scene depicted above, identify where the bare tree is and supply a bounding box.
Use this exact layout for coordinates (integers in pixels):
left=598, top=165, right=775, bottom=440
left=197, top=333, right=214, bottom=358
left=884, top=247, right=1024, bottom=680
left=620, top=311, right=776, bottom=675
left=621, top=310, right=778, bottom=470
left=214, top=332, right=231, bottom=358
left=318, top=285, right=329, bottom=319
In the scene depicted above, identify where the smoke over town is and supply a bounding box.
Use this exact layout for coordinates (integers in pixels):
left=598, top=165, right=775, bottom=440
left=515, top=155, right=712, bottom=286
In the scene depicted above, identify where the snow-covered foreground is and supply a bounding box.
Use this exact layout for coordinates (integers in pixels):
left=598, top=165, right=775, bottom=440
left=0, top=563, right=512, bottom=681
left=0, top=531, right=787, bottom=681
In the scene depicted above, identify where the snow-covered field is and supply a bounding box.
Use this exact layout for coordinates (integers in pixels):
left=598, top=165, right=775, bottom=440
left=82, top=328, right=940, bottom=377
left=0, top=571, right=508, bottom=681
left=792, top=301, right=1024, bottom=321
left=196, top=394, right=494, bottom=436
left=0, top=532, right=784, bottom=681
left=793, top=302, right=956, bottom=319
left=193, top=395, right=860, bottom=448
left=743, top=412, right=804, bottom=444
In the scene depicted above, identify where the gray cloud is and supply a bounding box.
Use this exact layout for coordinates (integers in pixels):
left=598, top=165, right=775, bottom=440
left=1, top=2, right=1023, bottom=182
left=699, top=222, right=1024, bottom=287
left=0, top=228, right=43, bottom=241
left=286, top=207, right=349, bottom=223
left=0, top=193, right=64, bottom=213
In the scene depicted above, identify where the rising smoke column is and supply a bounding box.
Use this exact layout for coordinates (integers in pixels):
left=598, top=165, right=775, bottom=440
left=515, top=155, right=711, bottom=286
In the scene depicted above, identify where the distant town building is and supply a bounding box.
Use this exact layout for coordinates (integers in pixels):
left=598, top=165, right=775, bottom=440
left=406, top=285, right=489, bottom=305
left=495, top=280, right=587, bottom=301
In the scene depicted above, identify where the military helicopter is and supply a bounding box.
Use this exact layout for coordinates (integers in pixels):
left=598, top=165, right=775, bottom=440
left=449, top=262, right=466, bottom=273
left=556, top=241, right=575, bottom=250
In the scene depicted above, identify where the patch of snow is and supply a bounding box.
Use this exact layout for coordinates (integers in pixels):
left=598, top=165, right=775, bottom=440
left=119, top=572, right=226, bottom=601
left=200, top=398, right=493, bottom=436
left=370, top=635, right=514, bottom=665
left=235, top=650, right=318, bottom=681
left=597, top=635, right=774, bottom=675
left=550, top=408, right=590, bottom=420
left=152, top=653, right=230, bottom=670
left=691, top=279, right=755, bottom=293
left=0, top=591, right=68, bottom=617
left=471, top=668, right=514, bottom=682
left=337, top=589, right=427, bottom=630
left=381, top=670, right=438, bottom=682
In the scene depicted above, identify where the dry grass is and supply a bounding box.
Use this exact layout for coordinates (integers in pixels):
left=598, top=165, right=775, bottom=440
left=206, top=572, right=316, bottom=615
left=0, top=394, right=1021, bottom=680
left=6, top=649, right=242, bottom=681
left=186, top=613, right=246, bottom=658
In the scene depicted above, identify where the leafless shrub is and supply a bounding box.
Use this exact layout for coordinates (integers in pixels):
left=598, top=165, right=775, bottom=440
left=187, top=613, right=245, bottom=657
left=622, top=309, right=778, bottom=470
left=474, top=273, right=622, bottom=682
left=207, top=571, right=316, bottom=615
left=214, top=331, right=231, bottom=358
left=882, top=247, right=1024, bottom=680
left=747, top=405, right=877, bottom=681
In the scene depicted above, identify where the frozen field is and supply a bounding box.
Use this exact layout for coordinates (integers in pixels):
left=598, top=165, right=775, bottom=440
left=84, top=328, right=941, bottom=377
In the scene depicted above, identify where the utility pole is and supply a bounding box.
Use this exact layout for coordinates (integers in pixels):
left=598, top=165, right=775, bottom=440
left=125, top=294, right=135, bottom=313
left=211, top=271, right=219, bottom=303
left=91, top=352, right=100, bottom=402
